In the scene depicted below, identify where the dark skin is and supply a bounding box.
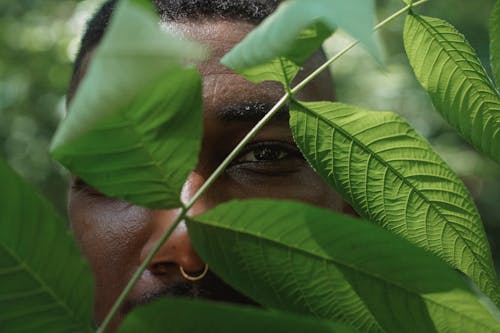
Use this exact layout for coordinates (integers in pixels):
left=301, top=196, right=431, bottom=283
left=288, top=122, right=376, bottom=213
left=69, top=19, right=350, bottom=332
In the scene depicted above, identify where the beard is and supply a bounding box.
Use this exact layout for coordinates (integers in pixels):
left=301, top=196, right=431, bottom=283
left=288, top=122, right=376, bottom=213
left=122, top=270, right=257, bottom=315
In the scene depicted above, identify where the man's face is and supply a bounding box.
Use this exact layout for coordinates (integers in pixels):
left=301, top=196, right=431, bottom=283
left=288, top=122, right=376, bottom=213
left=69, top=19, right=345, bottom=332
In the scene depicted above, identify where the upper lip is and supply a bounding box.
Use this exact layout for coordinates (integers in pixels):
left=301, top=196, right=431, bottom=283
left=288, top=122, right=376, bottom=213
left=122, top=269, right=257, bottom=315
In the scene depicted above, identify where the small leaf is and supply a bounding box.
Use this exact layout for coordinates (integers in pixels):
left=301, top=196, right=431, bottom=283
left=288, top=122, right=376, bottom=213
left=491, top=0, right=500, bottom=87
left=289, top=100, right=499, bottom=305
left=222, top=0, right=380, bottom=84
left=404, top=13, right=500, bottom=164
left=51, top=0, right=206, bottom=209
left=117, top=298, right=357, bottom=333
left=0, top=159, right=94, bottom=332
left=232, top=56, right=301, bottom=87
left=189, top=199, right=500, bottom=333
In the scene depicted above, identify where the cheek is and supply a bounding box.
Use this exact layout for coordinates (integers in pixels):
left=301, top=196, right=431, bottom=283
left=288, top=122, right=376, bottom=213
left=70, top=200, right=149, bottom=269
left=220, top=168, right=343, bottom=212
left=68, top=193, right=151, bottom=315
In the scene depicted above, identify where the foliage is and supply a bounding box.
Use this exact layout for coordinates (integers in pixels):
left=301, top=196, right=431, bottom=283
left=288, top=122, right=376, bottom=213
left=117, top=298, right=355, bottom=333
left=50, top=0, right=206, bottom=209
left=404, top=13, right=500, bottom=165
left=220, top=0, right=380, bottom=84
left=1, top=0, right=499, bottom=332
left=491, top=0, right=500, bottom=86
left=289, top=100, right=498, bottom=303
left=189, top=199, right=500, bottom=332
left=0, top=159, right=93, bottom=332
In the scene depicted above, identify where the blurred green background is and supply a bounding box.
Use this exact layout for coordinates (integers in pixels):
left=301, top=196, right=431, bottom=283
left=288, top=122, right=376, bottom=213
left=0, top=0, right=499, bottom=273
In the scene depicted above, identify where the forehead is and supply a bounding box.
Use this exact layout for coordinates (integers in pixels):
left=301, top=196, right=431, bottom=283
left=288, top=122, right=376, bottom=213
left=164, top=20, right=334, bottom=108
left=72, top=19, right=333, bottom=109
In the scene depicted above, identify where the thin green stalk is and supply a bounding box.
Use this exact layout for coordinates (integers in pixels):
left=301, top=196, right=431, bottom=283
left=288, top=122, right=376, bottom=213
left=97, top=1, right=429, bottom=331
left=291, top=41, right=357, bottom=93
left=96, top=210, right=185, bottom=333
left=377, top=0, right=430, bottom=29
left=98, top=95, right=290, bottom=333
left=185, top=93, right=290, bottom=209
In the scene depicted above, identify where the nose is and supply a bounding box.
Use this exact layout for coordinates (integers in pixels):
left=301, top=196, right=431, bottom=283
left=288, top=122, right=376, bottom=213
left=141, top=210, right=205, bottom=274
left=140, top=172, right=210, bottom=276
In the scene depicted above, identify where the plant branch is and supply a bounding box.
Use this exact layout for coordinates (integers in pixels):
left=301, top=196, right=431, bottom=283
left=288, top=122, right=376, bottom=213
left=97, top=1, right=429, bottom=331
left=96, top=207, right=185, bottom=333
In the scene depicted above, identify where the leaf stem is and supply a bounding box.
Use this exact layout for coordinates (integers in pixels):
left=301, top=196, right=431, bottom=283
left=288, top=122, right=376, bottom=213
left=97, top=1, right=429, bottom=331
left=185, top=93, right=290, bottom=209
left=96, top=208, right=185, bottom=333
left=377, top=0, right=429, bottom=29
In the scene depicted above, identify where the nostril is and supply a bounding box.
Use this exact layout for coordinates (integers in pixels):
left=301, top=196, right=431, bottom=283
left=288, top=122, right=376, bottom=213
left=142, top=216, right=205, bottom=276
left=149, top=262, right=175, bottom=275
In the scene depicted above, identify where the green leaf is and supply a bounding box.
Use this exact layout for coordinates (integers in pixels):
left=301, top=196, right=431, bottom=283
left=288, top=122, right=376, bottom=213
left=50, top=0, right=206, bottom=209
left=289, top=100, right=499, bottom=306
left=0, top=159, right=94, bottom=332
left=189, top=199, right=500, bottom=333
left=491, top=0, right=500, bottom=87
left=404, top=13, right=500, bottom=164
left=117, top=298, right=357, bottom=333
left=233, top=56, right=303, bottom=87
left=221, top=0, right=380, bottom=84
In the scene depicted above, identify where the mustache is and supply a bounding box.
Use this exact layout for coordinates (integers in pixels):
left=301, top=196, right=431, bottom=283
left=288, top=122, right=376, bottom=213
left=122, top=270, right=257, bottom=315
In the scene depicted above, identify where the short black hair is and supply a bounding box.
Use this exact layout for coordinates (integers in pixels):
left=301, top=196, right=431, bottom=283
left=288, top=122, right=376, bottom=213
left=69, top=0, right=280, bottom=95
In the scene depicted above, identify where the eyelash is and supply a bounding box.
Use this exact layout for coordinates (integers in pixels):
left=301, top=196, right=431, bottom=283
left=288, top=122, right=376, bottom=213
left=72, top=142, right=303, bottom=194
left=231, top=141, right=303, bottom=165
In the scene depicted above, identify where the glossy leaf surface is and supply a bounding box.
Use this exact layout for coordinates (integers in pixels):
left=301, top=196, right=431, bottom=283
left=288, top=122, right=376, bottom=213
left=51, top=0, right=205, bottom=209
left=222, top=0, right=380, bottom=84
left=289, top=100, right=499, bottom=305
left=0, top=160, right=94, bottom=332
left=117, top=298, right=357, bottom=333
left=404, top=13, right=500, bottom=164
left=491, top=0, right=500, bottom=87
left=189, top=199, right=500, bottom=333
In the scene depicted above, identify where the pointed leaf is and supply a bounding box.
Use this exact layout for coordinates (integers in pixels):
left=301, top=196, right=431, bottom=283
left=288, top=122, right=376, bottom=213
left=491, top=0, right=500, bottom=87
left=289, top=100, right=499, bottom=305
left=51, top=0, right=206, bottom=209
left=222, top=0, right=380, bottom=84
left=0, top=160, right=94, bottom=332
left=117, top=298, right=357, bottom=333
left=189, top=199, right=500, bottom=333
left=404, top=13, right=500, bottom=164
left=233, top=56, right=302, bottom=87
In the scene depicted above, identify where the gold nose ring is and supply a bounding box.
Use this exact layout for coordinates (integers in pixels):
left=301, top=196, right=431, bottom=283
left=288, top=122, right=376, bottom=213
left=179, top=264, right=209, bottom=281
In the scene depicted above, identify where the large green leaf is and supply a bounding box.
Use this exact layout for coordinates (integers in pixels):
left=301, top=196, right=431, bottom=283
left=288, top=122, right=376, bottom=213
left=491, top=0, right=500, bottom=87
left=0, top=160, right=94, bottom=332
left=51, top=0, right=206, bottom=209
left=221, top=0, right=380, bottom=85
left=404, top=13, right=500, bottom=164
left=189, top=199, right=500, bottom=333
left=117, top=298, right=357, bottom=333
left=289, top=100, right=499, bottom=306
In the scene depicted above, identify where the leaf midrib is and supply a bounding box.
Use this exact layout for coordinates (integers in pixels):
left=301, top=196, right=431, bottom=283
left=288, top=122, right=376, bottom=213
left=94, top=87, right=186, bottom=207
left=296, top=104, right=494, bottom=287
left=0, top=243, right=92, bottom=332
left=411, top=14, right=500, bottom=105
left=192, top=218, right=497, bottom=331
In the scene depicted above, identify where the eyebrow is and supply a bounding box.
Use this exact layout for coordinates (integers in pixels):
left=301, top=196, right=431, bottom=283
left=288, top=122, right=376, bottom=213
left=216, top=102, right=289, bottom=122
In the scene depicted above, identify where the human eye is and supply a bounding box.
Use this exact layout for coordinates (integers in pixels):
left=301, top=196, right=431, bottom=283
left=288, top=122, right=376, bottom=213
left=227, top=141, right=305, bottom=174
left=236, top=142, right=293, bottom=163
